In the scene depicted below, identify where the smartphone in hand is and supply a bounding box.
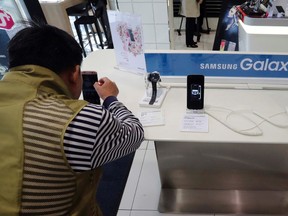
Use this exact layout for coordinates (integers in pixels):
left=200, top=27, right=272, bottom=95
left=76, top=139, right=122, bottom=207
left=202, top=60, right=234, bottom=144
left=82, top=71, right=100, bottom=105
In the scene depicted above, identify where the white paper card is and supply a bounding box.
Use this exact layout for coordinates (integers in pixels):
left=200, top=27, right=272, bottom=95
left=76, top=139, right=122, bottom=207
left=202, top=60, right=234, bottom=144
left=139, top=110, right=165, bottom=127
left=181, top=113, right=209, bottom=132
left=108, top=10, right=146, bottom=74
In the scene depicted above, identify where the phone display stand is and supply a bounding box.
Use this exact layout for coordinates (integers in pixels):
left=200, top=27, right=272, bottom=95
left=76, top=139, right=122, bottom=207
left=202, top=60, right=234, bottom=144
left=139, top=87, right=167, bottom=108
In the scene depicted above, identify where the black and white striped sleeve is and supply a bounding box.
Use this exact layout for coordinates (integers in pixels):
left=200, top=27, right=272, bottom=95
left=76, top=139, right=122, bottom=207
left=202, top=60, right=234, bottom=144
left=63, top=101, right=144, bottom=172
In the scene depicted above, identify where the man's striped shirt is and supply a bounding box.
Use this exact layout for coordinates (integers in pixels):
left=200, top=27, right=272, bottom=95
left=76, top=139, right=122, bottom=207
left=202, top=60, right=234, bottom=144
left=63, top=100, right=144, bottom=172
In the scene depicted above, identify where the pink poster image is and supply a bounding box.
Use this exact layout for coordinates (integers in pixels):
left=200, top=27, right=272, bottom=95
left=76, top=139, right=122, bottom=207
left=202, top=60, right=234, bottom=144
left=108, top=10, right=147, bottom=74
left=0, top=9, right=15, bottom=30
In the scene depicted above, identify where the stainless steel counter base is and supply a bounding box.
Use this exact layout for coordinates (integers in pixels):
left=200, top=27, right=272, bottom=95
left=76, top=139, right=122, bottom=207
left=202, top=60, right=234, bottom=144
left=155, top=141, right=288, bottom=214
left=159, top=189, right=288, bottom=214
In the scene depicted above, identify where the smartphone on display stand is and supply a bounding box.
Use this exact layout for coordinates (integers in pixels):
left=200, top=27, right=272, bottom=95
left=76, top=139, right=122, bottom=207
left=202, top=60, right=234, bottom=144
left=187, top=75, right=205, bottom=110
left=82, top=71, right=100, bottom=105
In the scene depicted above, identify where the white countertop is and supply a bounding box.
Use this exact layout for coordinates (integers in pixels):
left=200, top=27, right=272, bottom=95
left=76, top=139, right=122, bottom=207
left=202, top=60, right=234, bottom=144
left=82, top=49, right=288, bottom=145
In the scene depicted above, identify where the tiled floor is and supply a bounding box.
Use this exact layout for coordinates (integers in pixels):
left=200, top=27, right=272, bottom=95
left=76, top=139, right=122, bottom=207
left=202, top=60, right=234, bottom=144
left=173, top=29, right=216, bottom=51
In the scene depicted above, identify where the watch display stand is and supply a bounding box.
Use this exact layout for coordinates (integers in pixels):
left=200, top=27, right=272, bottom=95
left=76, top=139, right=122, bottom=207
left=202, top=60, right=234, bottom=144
left=139, top=87, right=168, bottom=108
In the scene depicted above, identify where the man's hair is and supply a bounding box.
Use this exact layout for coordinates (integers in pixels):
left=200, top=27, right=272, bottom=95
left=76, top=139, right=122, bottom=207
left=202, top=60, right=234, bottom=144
left=8, top=22, right=83, bottom=74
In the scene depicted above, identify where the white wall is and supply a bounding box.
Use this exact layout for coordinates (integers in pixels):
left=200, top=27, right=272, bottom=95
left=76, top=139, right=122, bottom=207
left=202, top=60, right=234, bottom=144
left=108, top=0, right=170, bottom=50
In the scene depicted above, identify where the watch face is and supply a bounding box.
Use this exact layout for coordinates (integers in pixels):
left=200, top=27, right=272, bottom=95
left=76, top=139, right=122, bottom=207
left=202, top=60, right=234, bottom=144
left=148, top=72, right=160, bottom=83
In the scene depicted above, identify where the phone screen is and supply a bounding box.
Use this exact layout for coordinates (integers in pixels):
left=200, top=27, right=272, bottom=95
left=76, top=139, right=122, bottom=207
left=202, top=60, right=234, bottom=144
left=82, top=71, right=100, bottom=105
left=187, top=75, right=204, bottom=110
left=190, top=84, right=202, bottom=101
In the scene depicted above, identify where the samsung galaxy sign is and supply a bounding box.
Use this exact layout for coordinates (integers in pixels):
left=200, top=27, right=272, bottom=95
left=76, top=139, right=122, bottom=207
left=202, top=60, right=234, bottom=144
left=240, top=58, right=288, bottom=71
left=200, top=58, right=288, bottom=71
left=145, top=53, right=288, bottom=78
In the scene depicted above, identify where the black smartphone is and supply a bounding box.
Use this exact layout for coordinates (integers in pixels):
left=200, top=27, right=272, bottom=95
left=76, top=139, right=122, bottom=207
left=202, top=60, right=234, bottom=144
left=276, top=6, right=285, bottom=14
left=128, top=29, right=135, bottom=41
left=187, top=75, right=204, bottom=110
left=82, top=71, right=100, bottom=104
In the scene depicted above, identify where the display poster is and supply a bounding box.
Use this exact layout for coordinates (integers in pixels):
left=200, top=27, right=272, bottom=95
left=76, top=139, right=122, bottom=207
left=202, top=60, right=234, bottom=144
left=212, top=0, right=246, bottom=51
left=145, top=52, right=288, bottom=80
left=0, top=1, right=25, bottom=78
left=108, top=10, right=146, bottom=74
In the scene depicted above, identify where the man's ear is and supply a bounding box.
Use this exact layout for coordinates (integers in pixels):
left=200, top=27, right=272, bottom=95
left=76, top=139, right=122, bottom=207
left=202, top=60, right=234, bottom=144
left=69, top=65, right=81, bottom=84
left=61, top=65, right=82, bottom=99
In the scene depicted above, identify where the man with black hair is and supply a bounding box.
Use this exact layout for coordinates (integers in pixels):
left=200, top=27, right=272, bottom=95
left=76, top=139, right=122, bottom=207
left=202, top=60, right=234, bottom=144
left=0, top=22, right=144, bottom=215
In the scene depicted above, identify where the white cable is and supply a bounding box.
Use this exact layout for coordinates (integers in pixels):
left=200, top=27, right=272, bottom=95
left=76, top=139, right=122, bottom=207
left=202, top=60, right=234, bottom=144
left=205, top=105, right=288, bottom=135
left=204, top=105, right=263, bottom=136
left=225, top=110, right=264, bottom=135
left=252, top=111, right=288, bottom=128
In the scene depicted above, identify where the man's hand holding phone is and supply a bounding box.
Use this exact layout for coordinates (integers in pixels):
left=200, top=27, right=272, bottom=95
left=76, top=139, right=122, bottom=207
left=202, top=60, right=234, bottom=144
left=94, top=77, right=119, bottom=101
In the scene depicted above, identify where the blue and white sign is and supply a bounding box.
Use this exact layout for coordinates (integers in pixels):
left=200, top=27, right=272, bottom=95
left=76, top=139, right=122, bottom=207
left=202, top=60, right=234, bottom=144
left=145, top=52, right=288, bottom=79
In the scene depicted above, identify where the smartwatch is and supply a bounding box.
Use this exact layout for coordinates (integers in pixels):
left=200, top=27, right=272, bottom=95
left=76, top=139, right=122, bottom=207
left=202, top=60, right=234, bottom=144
left=147, top=72, right=160, bottom=105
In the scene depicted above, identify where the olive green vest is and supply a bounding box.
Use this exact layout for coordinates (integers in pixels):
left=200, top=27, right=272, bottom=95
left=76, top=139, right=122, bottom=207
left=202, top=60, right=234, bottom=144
left=0, top=65, right=102, bottom=215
